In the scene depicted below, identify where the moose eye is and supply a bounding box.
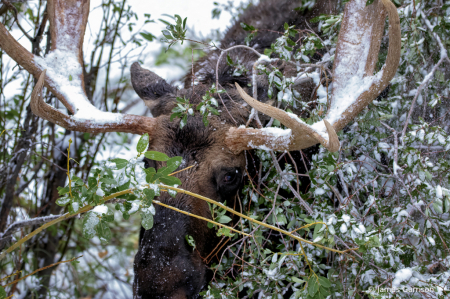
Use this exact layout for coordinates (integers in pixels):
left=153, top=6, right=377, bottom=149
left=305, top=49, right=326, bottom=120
left=220, top=168, right=241, bottom=185
left=223, top=172, right=236, bottom=183
left=216, top=168, right=242, bottom=200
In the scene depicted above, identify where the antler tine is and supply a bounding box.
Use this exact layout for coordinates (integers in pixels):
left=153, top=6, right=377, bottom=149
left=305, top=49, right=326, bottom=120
left=225, top=0, right=400, bottom=154
left=1, top=0, right=157, bottom=135
left=225, top=84, right=339, bottom=153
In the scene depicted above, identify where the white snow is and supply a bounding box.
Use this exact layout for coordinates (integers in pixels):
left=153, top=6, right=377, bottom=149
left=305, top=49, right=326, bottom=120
left=392, top=268, right=413, bottom=288
left=314, top=188, right=326, bottom=196
left=128, top=200, right=141, bottom=214
left=396, top=210, right=409, bottom=223
left=71, top=202, right=79, bottom=212
left=357, top=224, right=366, bottom=234
left=248, top=127, right=292, bottom=150
left=34, top=50, right=124, bottom=127
left=92, top=204, right=108, bottom=215
left=324, top=0, right=386, bottom=126
left=149, top=204, right=156, bottom=215
left=285, top=112, right=332, bottom=142
left=257, top=54, right=273, bottom=63
left=96, top=188, right=105, bottom=197
left=342, top=214, right=351, bottom=224
left=427, top=236, right=436, bottom=246
left=436, top=185, right=443, bottom=198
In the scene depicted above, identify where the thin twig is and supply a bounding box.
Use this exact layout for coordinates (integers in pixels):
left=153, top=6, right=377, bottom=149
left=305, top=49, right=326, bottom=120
left=381, top=121, right=400, bottom=177
left=3, top=255, right=82, bottom=287
left=269, top=151, right=314, bottom=214
left=215, top=45, right=261, bottom=123
left=2, top=0, right=33, bottom=41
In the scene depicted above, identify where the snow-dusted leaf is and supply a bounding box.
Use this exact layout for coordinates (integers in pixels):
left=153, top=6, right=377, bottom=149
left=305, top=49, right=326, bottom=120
left=137, top=133, right=149, bottom=153
left=141, top=208, right=154, bottom=230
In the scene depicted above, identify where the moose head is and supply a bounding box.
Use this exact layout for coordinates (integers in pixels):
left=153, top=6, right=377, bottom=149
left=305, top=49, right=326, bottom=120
left=0, top=0, right=400, bottom=298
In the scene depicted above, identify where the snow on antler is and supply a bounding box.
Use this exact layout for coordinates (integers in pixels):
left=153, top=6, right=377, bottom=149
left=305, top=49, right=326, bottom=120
left=327, top=0, right=400, bottom=131
left=33, top=0, right=124, bottom=126
left=0, top=0, right=157, bottom=134
left=225, top=0, right=400, bottom=153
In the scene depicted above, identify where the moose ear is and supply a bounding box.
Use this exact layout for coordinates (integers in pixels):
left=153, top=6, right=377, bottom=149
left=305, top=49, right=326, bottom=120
left=130, top=62, right=174, bottom=101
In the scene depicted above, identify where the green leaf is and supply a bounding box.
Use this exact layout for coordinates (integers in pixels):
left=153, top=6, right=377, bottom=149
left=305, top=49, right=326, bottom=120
left=102, top=214, right=114, bottom=223
left=111, top=158, right=128, bottom=169
left=141, top=210, right=154, bottom=230
left=318, top=276, right=331, bottom=288
left=145, top=167, right=156, bottom=183
left=57, top=186, right=70, bottom=196
left=310, top=16, right=321, bottom=23
left=166, top=156, right=182, bottom=172
left=170, top=112, right=182, bottom=122
left=286, top=38, right=296, bottom=46
left=208, top=107, right=220, bottom=115
left=308, top=276, right=319, bottom=296
left=144, top=151, right=169, bottom=161
left=56, top=196, right=71, bottom=207
left=217, top=215, right=232, bottom=224
left=140, top=31, right=156, bottom=41
left=0, top=286, right=6, bottom=299
left=96, top=220, right=112, bottom=242
left=264, top=48, right=273, bottom=57
left=366, top=0, right=375, bottom=5
left=137, top=133, right=150, bottom=153
left=319, top=286, right=331, bottom=296
left=185, top=235, right=196, bottom=250
left=180, top=115, right=188, bottom=129
left=217, top=227, right=235, bottom=237
left=313, top=223, right=323, bottom=240
left=202, top=115, right=209, bottom=127
left=291, top=277, right=305, bottom=284
left=160, top=176, right=182, bottom=186
left=161, top=29, right=172, bottom=39
left=240, top=22, right=255, bottom=31
left=82, top=211, right=100, bottom=239
left=117, top=180, right=131, bottom=192
left=69, top=74, right=73, bottom=81
left=88, top=177, right=97, bottom=188
left=226, top=54, right=234, bottom=66
left=284, top=22, right=289, bottom=30
left=100, top=177, right=117, bottom=185
left=143, top=188, right=155, bottom=205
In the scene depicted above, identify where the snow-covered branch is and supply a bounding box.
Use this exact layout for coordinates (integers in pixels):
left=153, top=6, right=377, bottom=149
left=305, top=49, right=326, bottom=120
left=0, top=215, right=61, bottom=250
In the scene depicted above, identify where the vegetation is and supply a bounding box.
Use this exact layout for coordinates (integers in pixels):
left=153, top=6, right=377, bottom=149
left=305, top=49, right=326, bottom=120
left=1, top=0, right=450, bottom=298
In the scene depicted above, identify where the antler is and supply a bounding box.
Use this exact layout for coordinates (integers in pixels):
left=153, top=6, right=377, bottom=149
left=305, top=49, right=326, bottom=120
left=0, top=0, right=156, bottom=134
left=225, top=0, right=400, bottom=153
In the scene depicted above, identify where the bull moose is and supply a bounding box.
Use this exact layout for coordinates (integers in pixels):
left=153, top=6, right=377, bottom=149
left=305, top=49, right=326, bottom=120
left=0, top=0, right=400, bottom=298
